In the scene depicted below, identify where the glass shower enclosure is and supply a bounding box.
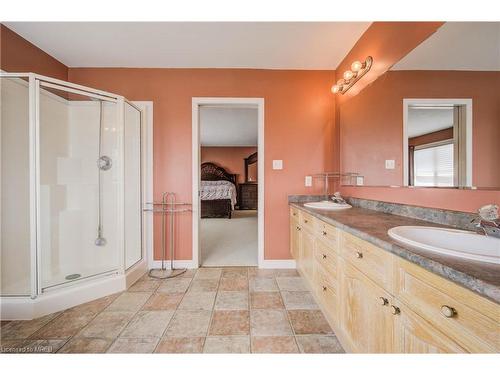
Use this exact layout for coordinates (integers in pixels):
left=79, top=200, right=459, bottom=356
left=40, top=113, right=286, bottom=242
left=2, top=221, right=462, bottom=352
left=0, top=73, right=144, bottom=313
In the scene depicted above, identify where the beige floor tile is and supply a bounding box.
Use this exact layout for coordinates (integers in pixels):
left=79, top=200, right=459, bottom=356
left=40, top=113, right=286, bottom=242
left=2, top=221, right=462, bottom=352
left=251, top=336, right=299, bottom=353
left=177, top=291, right=216, bottom=310
left=221, top=267, right=248, bottom=278
left=209, top=311, right=249, bottom=336
left=214, top=291, right=248, bottom=310
left=142, top=293, right=183, bottom=310
left=250, top=309, right=293, bottom=336
left=76, top=311, right=134, bottom=339
left=67, top=293, right=121, bottom=315
left=107, top=337, right=159, bottom=353
left=120, top=310, right=174, bottom=338
left=29, top=311, right=97, bottom=339
left=219, top=276, right=249, bottom=291
left=17, top=339, right=68, bottom=353
left=250, top=292, right=284, bottom=309
left=247, top=268, right=275, bottom=278
left=273, top=269, right=300, bottom=277
left=249, top=277, right=278, bottom=292
left=128, top=279, right=161, bottom=292
left=188, top=278, right=219, bottom=292
left=105, top=292, right=151, bottom=312
left=194, top=268, right=222, bottom=280
left=281, top=291, right=319, bottom=310
left=288, top=310, right=333, bottom=335
left=165, top=310, right=212, bottom=337
left=58, top=337, right=112, bottom=353
left=276, top=277, right=309, bottom=291
left=155, top=337, right=205, bottom=353
left=203, top=336, right=250, bottom=353
left=1, top=312, right=60, bottom=339
left=296, top=335, right=345, bottom=353
left=157, top=278, right=192, bottom=294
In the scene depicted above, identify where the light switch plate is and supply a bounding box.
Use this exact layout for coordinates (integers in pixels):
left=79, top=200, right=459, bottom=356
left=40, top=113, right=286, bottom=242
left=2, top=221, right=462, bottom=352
left=305, top=176, right=312, bottom=187
left=385, top=160, right=395, bottom=169
left=272, top=160, right=283, bottom=170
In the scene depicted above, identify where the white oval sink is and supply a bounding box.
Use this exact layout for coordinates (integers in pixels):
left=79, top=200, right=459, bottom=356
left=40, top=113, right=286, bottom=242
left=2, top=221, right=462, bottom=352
left=388, top=226, right=500, bottom=264
left=304, top=200, right=352, bottom=210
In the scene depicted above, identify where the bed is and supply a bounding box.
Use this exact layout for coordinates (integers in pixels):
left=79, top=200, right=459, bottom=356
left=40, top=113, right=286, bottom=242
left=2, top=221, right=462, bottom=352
left=200, top=162, right=237, bottom=219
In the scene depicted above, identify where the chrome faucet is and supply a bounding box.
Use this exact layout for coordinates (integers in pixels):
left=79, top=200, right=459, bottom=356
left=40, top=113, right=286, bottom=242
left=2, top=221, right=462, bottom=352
left=331, top=192, right=347, bottom=205
left=471, top=204, right=500, bottom=237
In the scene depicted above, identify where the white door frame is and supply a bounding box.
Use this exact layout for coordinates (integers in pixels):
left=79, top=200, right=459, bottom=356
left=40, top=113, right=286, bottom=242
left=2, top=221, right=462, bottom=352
left=402, top=98, right=473, bottom=187
left=192, top=97, right=265, bottom=268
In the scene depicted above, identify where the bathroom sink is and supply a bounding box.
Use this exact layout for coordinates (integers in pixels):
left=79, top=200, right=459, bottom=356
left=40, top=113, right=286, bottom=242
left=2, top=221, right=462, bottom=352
left=303, top=200, right=352, bottom=210
left=388, top=226, right=500, bottom=264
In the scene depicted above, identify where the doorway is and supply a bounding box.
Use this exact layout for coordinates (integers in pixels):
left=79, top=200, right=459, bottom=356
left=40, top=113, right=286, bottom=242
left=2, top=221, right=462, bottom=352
left=192, top=98, right=264, bottom=267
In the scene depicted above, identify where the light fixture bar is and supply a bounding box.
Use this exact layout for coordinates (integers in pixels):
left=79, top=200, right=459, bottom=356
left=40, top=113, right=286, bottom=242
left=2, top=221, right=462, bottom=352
left=331, top=56, right=373, bottom=95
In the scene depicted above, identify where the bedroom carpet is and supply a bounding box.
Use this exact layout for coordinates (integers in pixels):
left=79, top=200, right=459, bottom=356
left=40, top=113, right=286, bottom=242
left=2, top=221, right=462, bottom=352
left=201, top=210, right=258, bottom=266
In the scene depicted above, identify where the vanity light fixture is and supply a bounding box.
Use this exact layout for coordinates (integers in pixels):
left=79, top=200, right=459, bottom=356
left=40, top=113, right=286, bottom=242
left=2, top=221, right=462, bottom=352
left=331, top=56, right=373, bottom=95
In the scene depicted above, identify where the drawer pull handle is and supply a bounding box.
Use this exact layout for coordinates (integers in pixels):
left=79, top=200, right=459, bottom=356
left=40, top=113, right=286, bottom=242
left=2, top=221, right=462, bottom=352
left=304, top=219, right=308, bottom=223
left=322, top=254, right=327, bottom=259
left=296, top=226, right=301, bottom=231
left=322, top=231, right=327, bottom=236
left=322, top=286, right=327, bottom=292
left=390, top=305, right=401, bottom=315
left=293, top=213, right=297, bottom=216
left=355, top=251, right=363, bottom=259
left=440, top=305, right=457, bottom=318
left=379, top=297, right=388, bottom=306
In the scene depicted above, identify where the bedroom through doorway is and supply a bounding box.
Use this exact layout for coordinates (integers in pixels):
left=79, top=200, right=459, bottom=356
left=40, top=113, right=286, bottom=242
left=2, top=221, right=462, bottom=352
left=192, top=98, right=264, bottom=267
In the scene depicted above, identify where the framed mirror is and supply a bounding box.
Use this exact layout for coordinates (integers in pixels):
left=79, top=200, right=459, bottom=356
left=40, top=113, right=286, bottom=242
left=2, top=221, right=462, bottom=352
left=244, top=152, right=258, bottom=182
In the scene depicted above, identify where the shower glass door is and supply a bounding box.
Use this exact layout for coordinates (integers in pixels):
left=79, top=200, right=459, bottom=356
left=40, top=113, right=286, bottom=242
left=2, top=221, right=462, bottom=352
left=38, top=81, right=121, bottom=290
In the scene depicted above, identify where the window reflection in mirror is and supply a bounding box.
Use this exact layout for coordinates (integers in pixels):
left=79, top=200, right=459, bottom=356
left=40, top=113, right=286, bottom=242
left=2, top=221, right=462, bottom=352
left=405, top=101, right=470, bottom=188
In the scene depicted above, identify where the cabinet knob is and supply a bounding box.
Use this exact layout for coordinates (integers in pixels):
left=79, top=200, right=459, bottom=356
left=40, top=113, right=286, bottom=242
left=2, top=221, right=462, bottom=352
left=390, top=305, right=401, bottom=315
left=304, top=219, right=308, bottom=223
left=440, top=305, right=457, bottom=318
left=322, top=254, right=327, bottom=259
left=293, top=212, right=297, bottom=216
left=355, top=251, right=363, bottom=259
left=322, top=286, right=327, bottom=292
left=379, top=297, right=388, bottom=306
left=322, top=231, right=327, bottom=236
left=296, top=226, right=301, bottom=231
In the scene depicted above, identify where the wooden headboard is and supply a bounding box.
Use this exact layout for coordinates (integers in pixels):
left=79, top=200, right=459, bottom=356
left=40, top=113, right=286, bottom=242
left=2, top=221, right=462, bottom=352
left=201, top=162, right=237, bottom=184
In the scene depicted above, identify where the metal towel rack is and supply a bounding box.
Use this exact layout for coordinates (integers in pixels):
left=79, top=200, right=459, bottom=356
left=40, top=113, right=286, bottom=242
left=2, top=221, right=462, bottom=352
left=143, top=192, right=192, bottom=279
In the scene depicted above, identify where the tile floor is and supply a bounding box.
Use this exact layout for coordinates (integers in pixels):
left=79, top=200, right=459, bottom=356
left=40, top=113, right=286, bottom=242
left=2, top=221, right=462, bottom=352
left=0, top=267, right=344, bottom=354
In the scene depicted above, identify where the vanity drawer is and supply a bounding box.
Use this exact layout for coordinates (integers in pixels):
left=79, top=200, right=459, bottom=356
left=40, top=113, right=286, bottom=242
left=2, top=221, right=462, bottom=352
left=314, top=240, right=338, bottom=278
left=340, top=231, right=394, bottom=293
left=315, top=221, right=338, bottom=248
left=315, top=264, right=338, bottom=319
left=299, top=210, right=316, bottom=231
left=290, top=206, right=299, bottom=219
left=395, top=259, right=500, bottom=353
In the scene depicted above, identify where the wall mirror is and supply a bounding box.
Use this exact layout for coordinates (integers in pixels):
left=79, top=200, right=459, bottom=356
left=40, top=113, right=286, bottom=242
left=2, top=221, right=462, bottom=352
left=245, top=152, right=258, bottom=182
left=339, top=22, right=500, bottom=189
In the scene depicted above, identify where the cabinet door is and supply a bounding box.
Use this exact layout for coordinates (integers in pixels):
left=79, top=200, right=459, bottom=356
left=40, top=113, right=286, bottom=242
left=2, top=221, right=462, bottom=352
left=289, top=216, right=300, bottom=259
left=393, top=299, right=466, bottom=353
left=300, top=227, right=315, bottom=283
left=339, top=258, right=393, bottom=353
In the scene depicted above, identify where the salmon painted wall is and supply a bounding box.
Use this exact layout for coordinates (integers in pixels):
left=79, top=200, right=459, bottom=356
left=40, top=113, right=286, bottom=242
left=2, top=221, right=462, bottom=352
left=0, top=24, right=68, bottom=80
left=69, top=68, right=336, bottom=261
left=201, top=147, right=257, bottom=184
left=340, top=70, right=500, bottom=188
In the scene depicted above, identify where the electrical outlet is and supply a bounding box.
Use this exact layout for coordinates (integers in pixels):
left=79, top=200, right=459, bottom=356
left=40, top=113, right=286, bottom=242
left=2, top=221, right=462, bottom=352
left=356, top=176, right=364, bottom=186
left=385, top=160, right=395, bottom=169
left=305, top=176, right=312, bottom=187
left=272, top=160, right=283, bottom=170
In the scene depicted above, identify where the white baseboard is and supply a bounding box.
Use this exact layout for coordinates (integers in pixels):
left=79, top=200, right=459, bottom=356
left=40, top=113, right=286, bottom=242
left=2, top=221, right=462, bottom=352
left=125, top=259, right=148, bottom=288
left=260, top=259, right=297, bottom=269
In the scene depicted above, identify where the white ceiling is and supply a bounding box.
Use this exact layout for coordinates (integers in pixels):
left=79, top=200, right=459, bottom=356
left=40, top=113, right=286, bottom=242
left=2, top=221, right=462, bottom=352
left=200, top=106, right=258, bottom=146
left=4, top=22, right=370, bottom=69
left=393, top=22, right=500, bottom=71
left=407, top=107, right=454, bottom=138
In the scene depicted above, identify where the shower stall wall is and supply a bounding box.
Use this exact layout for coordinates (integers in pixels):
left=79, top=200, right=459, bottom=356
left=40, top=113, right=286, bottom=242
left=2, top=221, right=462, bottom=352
left=0, top=73, right=145, bottom=319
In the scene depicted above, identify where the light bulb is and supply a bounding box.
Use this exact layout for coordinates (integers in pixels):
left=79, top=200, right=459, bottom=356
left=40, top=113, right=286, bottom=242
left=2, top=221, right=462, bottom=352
left=343, top=70, right=354, bottom=81
left=351, top=60, right=363, bottom=72
left=331, top=85, right=340, bottom=94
